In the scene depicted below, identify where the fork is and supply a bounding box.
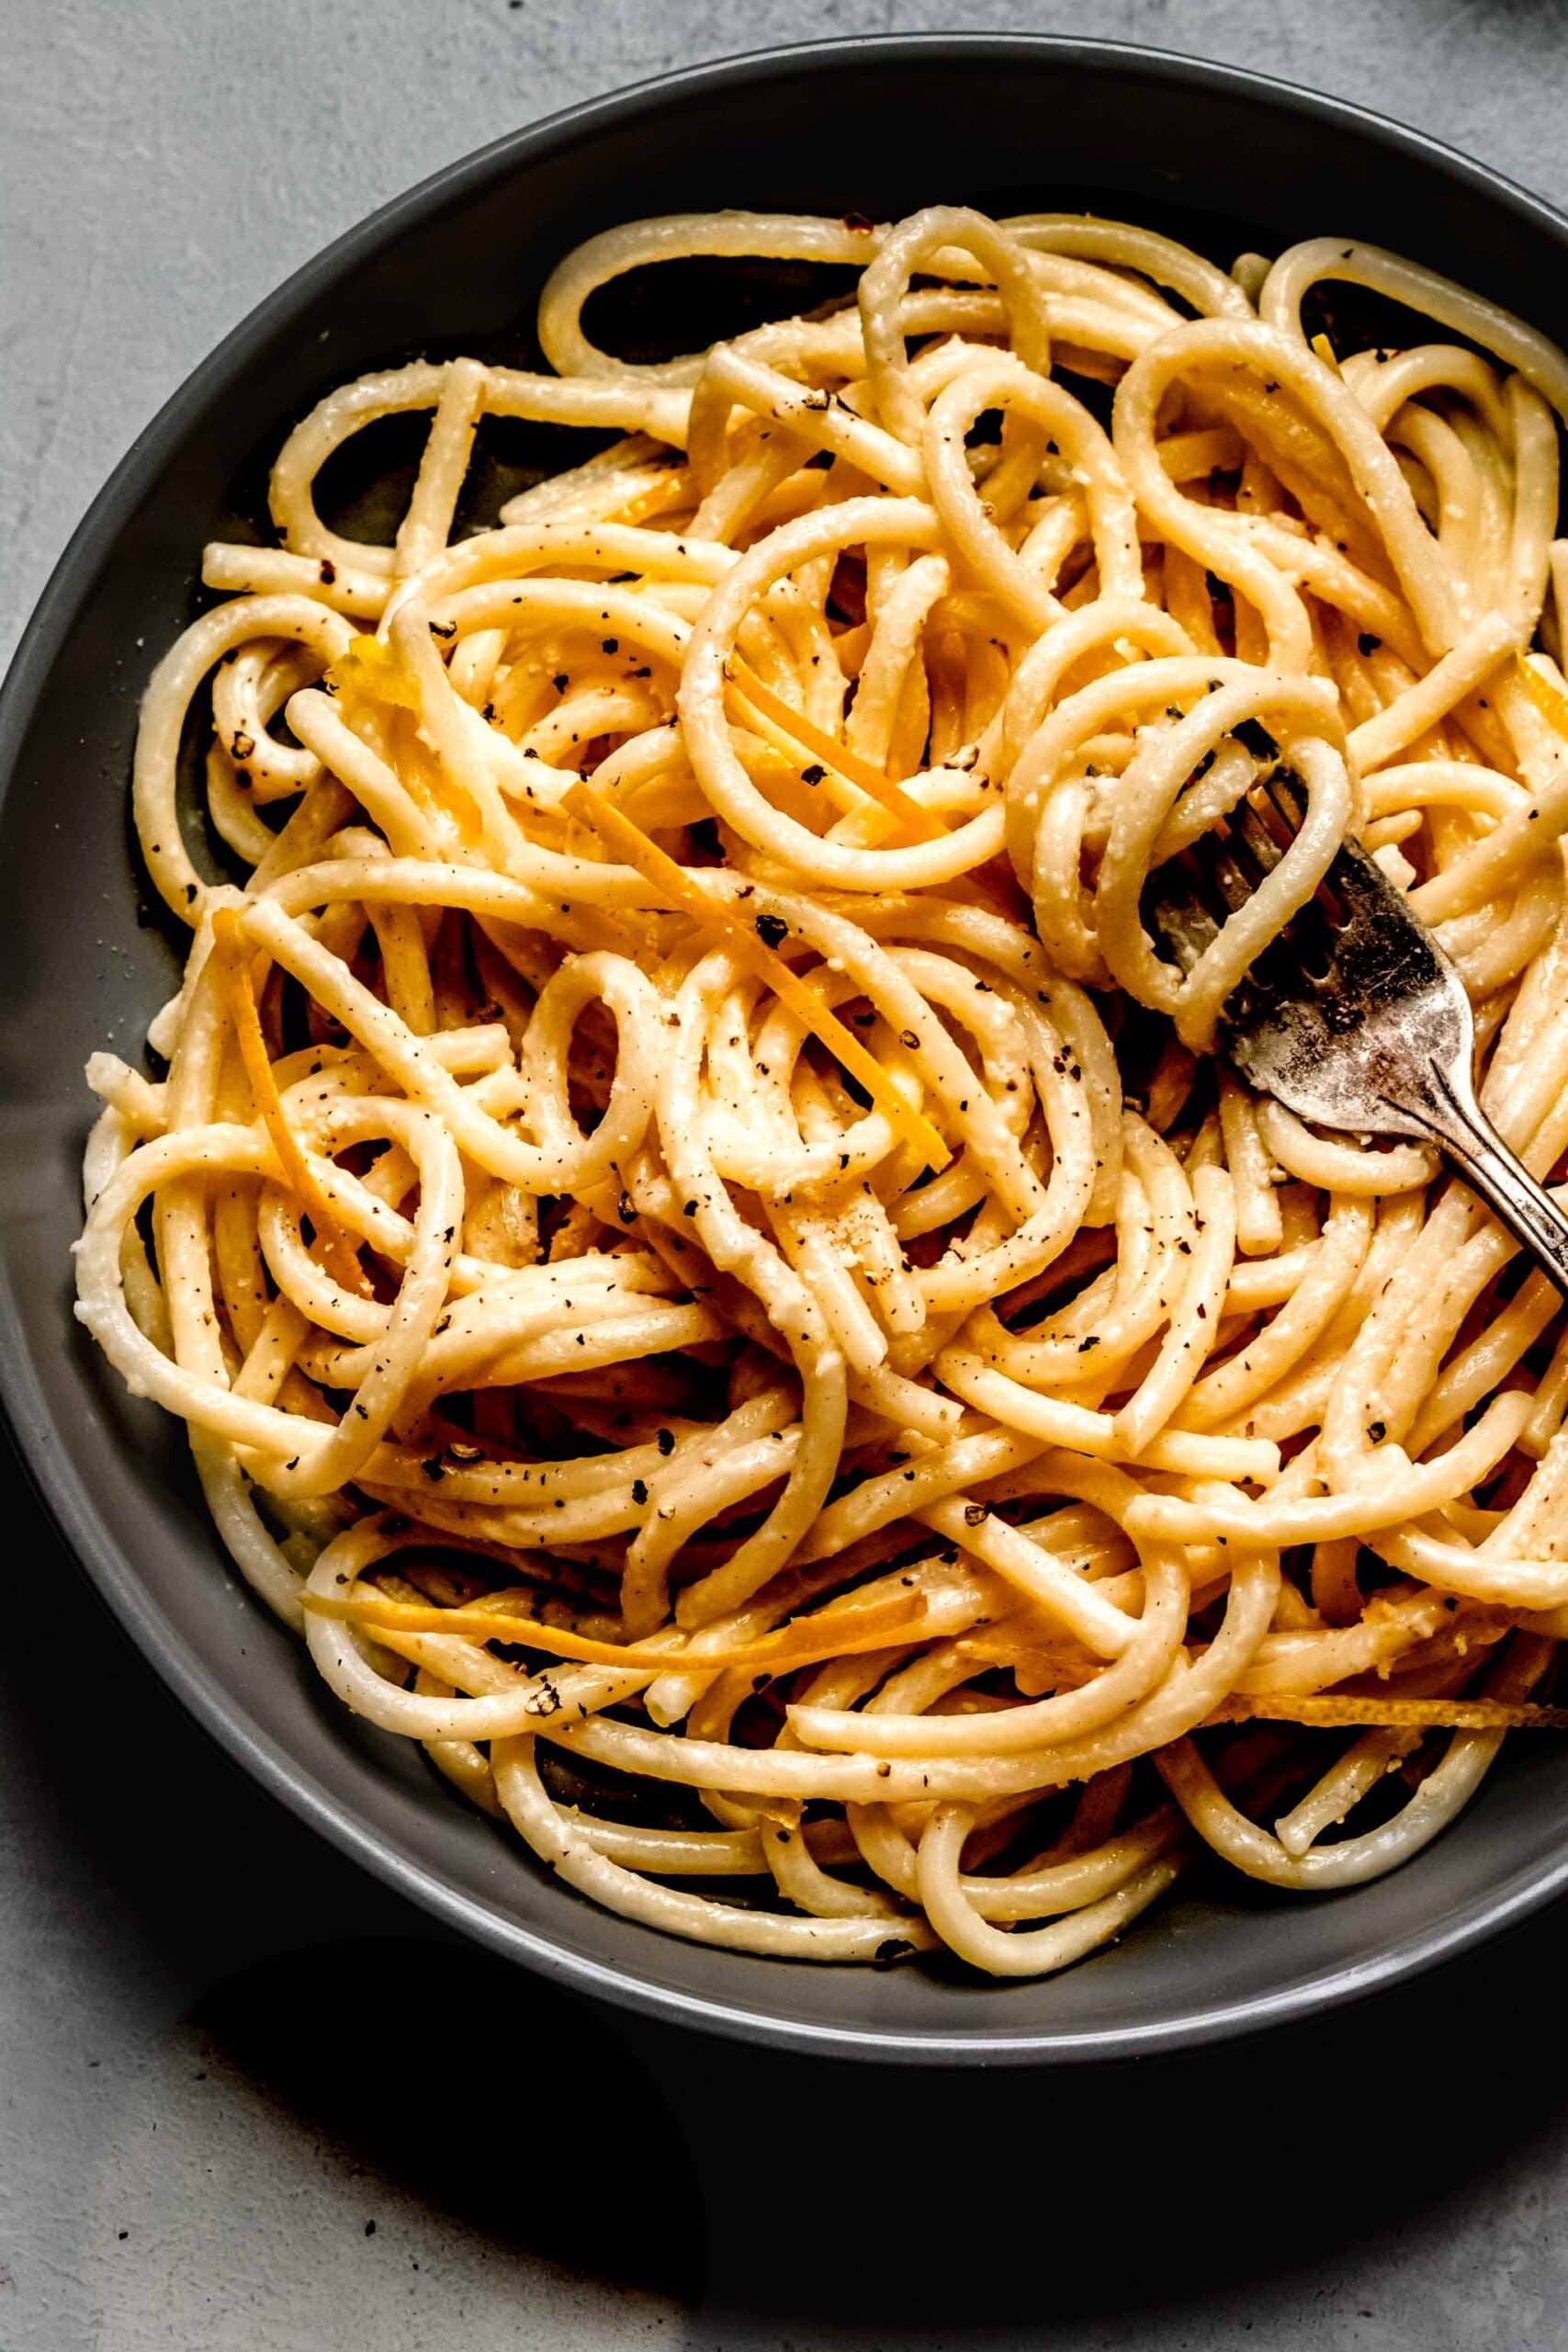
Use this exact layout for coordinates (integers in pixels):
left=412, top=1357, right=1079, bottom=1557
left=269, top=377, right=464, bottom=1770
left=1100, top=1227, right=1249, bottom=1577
left=1144, top=771, right=1568, bottom=1293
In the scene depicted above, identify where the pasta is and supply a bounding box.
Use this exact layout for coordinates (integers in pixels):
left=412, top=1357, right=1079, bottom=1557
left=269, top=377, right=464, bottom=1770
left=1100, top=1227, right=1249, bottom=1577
left=73, top=204, right=1568, bottom=1979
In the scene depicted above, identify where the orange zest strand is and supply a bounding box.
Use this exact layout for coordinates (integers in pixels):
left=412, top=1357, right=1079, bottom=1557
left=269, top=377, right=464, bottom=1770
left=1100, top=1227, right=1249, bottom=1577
left=611, top=471, right=690, bottom=526
left=953, top=1646, right=1568, bottom=1732
left=957, top=1634, right=1084, bottom=1677
left=724, top=655, right=948, bottom=843
left=560, top=777, right=952, bottom=1170
left=1516, top=651, right=1568, bottom=740
left=327, top=633, right=487, bottom=849
left=728, top=660, right=1023, bottom=922
left=327, top=632, right=423, bottom=716
left=1156, top=426, right=1245, bottom=481
left=306, top=1581, right=931, bottom=1674
left=1206, top=1690, right=1568, bottom=1733
left=726, top=661, right=1027, bottom=926
left=210, top=907, right=367, bottom=1292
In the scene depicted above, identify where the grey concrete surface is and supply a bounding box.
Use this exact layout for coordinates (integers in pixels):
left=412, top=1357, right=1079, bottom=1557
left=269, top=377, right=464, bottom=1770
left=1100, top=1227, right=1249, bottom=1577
left=6, top=4, right=1568, bottom=2346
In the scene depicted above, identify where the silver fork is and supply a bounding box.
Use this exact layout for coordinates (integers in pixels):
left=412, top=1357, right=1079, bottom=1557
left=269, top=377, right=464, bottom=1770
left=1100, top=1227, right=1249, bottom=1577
left=1144, top=770, right=1568, bottom=1293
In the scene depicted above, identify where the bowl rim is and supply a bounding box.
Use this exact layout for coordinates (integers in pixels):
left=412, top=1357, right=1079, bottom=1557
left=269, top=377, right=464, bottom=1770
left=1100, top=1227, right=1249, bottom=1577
left=6, top=28, right=1568, bottom=2065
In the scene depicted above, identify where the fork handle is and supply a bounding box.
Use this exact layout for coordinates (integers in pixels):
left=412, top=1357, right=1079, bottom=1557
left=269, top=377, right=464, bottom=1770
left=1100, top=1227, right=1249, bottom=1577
left=1392, top=1058, right=1568, bottom=1296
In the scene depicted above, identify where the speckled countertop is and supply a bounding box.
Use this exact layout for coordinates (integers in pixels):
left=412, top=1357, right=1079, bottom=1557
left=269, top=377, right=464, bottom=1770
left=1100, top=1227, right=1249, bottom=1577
left=6, top=6, right=1568, bottom=2346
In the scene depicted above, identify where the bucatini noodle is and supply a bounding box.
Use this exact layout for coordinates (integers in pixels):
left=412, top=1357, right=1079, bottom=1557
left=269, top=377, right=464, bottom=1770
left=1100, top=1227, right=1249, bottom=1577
left=74, top=206, right=1568, bottom=1976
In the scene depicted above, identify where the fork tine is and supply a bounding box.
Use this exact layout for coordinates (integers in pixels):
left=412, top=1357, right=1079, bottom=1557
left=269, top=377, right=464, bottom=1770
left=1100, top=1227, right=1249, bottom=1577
left=1143, top=854, right=1222, bottom=975
left=1142, top=759, right=1334, bottom=992
left=1231, top=797, right=1286, bottom=874
left=1260, top=767, right=1305, bottom=831
left=1169, top=845, right=1235, bottom=930
left=1240, top=766, right=1349, bottom=925
left=1207, top=836, right=1258, bottom=914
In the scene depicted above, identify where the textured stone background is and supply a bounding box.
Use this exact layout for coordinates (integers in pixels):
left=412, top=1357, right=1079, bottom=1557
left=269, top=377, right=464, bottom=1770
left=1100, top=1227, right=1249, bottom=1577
left=6, top=6, right=1568, bottom=2346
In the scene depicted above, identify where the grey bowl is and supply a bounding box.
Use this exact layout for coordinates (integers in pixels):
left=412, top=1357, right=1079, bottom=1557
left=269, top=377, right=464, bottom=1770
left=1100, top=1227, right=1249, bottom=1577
left=5, top=33, right=1568, bottom=2064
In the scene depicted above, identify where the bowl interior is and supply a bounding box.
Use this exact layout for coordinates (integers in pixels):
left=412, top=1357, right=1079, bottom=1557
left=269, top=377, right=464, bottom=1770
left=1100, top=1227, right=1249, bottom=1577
left=6, top=35, right=1568, bottom=2060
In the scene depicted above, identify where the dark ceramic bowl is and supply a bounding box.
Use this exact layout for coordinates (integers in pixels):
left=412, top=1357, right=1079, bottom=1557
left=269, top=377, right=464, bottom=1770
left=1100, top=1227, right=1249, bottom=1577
left=5, top=34, right=1567, bottom=2064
